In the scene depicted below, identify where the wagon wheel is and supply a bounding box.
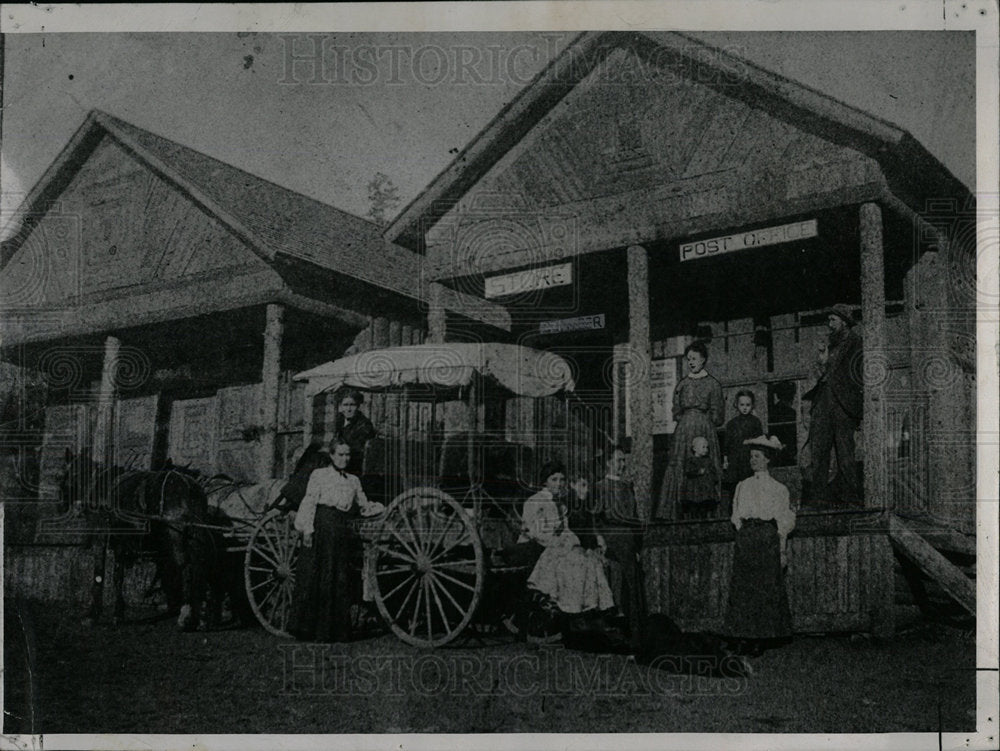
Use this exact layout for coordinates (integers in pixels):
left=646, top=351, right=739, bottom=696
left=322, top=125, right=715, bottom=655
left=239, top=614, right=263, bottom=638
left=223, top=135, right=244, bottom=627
left=371, top=488, right=484, bottom=648
left=244, top=508, right=298, bottom=637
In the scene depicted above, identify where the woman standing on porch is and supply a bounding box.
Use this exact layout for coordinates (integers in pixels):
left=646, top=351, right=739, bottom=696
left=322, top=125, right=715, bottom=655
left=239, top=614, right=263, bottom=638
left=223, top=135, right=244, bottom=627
left=655, top=341, right=725, bottom=520
left=723, top=435, right=796, bottom=655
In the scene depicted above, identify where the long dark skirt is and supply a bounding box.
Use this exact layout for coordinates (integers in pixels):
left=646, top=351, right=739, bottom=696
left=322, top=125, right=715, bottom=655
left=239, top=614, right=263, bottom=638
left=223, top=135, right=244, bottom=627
left=599, top=523, right=645, bottom=646
left=723, top=518, right=792, bottom=639
left=288, top=506, right=358, bottom=642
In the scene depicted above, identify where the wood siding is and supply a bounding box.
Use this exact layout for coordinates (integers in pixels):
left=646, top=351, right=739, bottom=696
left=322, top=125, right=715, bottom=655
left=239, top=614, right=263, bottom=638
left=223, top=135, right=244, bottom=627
left=5, top=545, right=158, bottom=610
left=0, top=135, right=270, bottom=311
left=215, top=384, right=262, bottom=482
left=425, top=46, right=882, bottom=279
left=642, top=512, right=895, bottom=635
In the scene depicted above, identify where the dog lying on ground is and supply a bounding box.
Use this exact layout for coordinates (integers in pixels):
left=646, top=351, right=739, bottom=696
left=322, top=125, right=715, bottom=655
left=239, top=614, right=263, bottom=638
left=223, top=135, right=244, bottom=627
left=564, top=612, right=751, bottom=679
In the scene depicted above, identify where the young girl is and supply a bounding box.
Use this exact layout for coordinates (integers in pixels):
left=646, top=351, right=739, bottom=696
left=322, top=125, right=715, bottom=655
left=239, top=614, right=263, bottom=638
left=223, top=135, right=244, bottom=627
left=681, top=435, right=719, bottom=519
left=723, top=390, right=764, bottom=496
left=723, top=435, right=796, bottom=655
left=656, top=341, right=724, bottom=519
left=287, top=441, right=384, bottom=642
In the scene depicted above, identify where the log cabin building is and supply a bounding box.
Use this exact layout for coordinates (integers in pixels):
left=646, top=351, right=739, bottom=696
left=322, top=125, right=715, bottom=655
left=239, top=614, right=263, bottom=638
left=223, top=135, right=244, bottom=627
left=2, top=32, right=977, bottom=635
left=0, top=110, right=499, bottom=600
left=384, top=31, right=977, bottom=635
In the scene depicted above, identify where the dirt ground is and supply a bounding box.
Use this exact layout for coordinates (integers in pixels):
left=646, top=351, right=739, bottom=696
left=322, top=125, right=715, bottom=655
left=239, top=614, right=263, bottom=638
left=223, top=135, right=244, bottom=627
left=4, top=597, right=977, bottom=735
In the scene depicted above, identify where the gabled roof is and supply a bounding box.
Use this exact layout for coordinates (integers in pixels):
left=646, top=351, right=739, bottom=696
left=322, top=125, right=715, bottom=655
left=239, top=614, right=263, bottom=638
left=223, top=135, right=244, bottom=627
left=385, top=30, right=970, bottom=251
left=2, top=110, right=422, bottom=301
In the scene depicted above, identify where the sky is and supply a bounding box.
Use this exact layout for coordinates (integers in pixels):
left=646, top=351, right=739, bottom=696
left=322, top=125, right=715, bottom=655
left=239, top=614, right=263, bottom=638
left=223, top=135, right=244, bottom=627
left=0, top=30, right=976, bottom=239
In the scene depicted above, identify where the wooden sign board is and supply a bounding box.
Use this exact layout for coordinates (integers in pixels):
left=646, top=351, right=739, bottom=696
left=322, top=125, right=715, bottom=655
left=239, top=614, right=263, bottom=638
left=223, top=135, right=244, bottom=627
left=167, top=396, right=218, bottom=475
left=679, top=219, right=818, bottom=263
left=114, top=395, right=158, bottom=469
left=484, top=262, right=572, bottom=299
left=539, top=313, right=605, bottom=335
left=38, top=404, right=92, bottom=501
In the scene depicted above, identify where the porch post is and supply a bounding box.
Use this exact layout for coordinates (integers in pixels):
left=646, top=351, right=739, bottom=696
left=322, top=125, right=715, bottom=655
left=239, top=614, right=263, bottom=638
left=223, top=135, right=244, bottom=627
left=627, top=244, right=652, bottom=521
left=302, top=392, right=315, bottom=450
left=259, top=303, right=285, bottom=481
left=427, top=282, right=447, bottom=344
left=860, top=202, right=888, bottom=508
left=91, top=335, right=121, bottom=465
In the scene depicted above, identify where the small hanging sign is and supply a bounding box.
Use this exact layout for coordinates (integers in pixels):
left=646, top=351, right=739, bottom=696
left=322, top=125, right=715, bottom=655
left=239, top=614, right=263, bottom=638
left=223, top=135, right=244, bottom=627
left=484, top=262, right=572, bottom=298
left=538, top=313, right=605, bottom=335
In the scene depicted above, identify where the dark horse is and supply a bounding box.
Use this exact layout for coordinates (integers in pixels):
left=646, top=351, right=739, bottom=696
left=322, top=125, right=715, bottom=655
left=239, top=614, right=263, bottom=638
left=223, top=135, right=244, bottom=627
left=58, top=448, right=215, bottom=630
left=273, top=441, right=331, bottom=511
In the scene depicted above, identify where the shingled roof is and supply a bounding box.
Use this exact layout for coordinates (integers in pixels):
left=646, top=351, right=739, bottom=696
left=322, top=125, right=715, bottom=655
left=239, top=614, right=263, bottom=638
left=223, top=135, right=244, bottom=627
left=2, top=110, right=422, bottom=301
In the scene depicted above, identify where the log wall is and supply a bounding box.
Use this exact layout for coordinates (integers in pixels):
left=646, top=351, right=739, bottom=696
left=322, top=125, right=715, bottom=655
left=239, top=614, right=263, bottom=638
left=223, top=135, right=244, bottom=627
left=642, top=511, right=895, bottom=636
left=5, top=544, right=159, bottom=610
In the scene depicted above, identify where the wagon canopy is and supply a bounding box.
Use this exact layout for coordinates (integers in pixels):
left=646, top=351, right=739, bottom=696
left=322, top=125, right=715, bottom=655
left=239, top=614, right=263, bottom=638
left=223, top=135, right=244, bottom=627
left=294, top=343, right=575, bottom=398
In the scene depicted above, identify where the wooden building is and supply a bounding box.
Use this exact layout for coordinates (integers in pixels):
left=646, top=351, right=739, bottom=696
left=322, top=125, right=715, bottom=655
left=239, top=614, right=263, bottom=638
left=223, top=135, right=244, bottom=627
left=0, top=110, right=499, bottom=601
left=384, top=32, right=977, bottom=634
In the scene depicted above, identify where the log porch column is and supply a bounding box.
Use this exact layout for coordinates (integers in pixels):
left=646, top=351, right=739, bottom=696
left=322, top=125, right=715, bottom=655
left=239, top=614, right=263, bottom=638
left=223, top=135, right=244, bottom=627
left=627, top=245, right=653, bottom=521
left=259, top=303, right=285, bottom=480
left=860, top=202, right=888, bottom=508
left=91, top=335, right=121, bottom=465
left=302, top=395, right=314, bottom=450
left=427, top=282, right=447, bottom=344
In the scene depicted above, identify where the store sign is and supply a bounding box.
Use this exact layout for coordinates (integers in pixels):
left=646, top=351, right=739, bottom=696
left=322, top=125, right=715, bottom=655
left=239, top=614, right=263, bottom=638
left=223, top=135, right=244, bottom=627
left=679, top=219, right=818, bottom=262
left=539, top=314, right=605, bottom=335
left=484, top=262, right=572, bottom=299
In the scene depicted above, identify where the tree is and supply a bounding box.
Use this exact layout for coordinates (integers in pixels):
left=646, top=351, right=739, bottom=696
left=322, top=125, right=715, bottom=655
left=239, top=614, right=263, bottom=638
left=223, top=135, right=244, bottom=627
left=366, top=172, right=400, bottom=227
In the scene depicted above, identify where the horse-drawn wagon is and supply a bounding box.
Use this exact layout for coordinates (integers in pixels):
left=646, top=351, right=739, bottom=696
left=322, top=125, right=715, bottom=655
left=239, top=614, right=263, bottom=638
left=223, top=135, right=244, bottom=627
left=60, top=343, right=582, bottom=644
left=242, top=342, right=578, bottom=646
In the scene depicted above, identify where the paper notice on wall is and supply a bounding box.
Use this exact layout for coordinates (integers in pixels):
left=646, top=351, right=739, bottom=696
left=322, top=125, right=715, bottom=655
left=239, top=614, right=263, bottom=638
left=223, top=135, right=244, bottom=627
left=651, top=359, right=678, bottom=434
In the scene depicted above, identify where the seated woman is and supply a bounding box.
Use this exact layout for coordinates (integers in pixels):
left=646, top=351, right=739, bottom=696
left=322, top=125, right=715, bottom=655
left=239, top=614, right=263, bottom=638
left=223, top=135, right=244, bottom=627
left=723, top=435, right=796, bottom=656
left=521, top=462, right=615, bottom=631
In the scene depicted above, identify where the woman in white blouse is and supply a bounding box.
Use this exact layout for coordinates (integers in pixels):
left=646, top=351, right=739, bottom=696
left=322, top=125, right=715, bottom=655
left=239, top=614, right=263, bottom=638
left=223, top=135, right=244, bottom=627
left=287, top=441, right=383, bottom=642
left=722, top=435, right=796, bottom=655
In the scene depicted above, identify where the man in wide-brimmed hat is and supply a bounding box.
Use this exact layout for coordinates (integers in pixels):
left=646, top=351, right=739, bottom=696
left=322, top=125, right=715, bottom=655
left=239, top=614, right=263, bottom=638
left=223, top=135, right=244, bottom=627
left=803, top=304, right=863, bottom=505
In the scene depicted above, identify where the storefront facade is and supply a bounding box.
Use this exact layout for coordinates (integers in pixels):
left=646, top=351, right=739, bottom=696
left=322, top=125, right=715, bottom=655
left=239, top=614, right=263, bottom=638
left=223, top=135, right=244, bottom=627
left=386, top=31, right=976, bottom=633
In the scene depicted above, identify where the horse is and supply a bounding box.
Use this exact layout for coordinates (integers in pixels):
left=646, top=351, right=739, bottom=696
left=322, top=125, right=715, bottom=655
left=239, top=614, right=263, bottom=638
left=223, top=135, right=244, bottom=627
left=58, top=448, right=216, bottom=630
left=272, top=441, right=332, bottom=511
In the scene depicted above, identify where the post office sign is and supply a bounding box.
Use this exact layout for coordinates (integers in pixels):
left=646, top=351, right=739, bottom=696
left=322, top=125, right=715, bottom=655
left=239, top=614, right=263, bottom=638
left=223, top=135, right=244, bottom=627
left=679, top=219, right=818, bottom=262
